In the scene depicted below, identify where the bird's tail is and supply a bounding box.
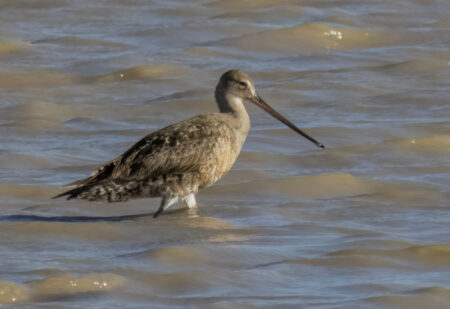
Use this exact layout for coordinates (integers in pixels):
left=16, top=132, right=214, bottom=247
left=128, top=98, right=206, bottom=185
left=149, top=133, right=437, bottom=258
left=53, top=161, right=118, bottom=201
left=52, top=180, right=145, bottom=202
left=52, top=186, right=86, bottom=200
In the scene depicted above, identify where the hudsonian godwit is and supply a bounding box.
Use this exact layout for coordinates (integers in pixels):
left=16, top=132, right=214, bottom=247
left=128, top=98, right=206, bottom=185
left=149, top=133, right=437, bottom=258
left=54, top=70, right=325, bottom=217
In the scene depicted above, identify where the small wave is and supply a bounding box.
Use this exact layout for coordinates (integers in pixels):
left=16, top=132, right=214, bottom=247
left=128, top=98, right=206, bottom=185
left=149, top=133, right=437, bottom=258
left=368, top=286, right=450, bottom=308
left=135, top=271, right=212, bottom=294
left=207, top=172, right=382, bottom=199
left=30, top=273, right=124, bottom=298
left=207, top=0, right=295, bottom=10
left=0, top=184, right=58, bottom=200
left=0, top=40, right=31, bottom=55
left=287, top=244, right=450, bottom=271
left=135, top=247, right=207, bottom=265
left=0, top=281, right=29, bottom=306
left=372, top=59, right=450, bottom=75
left=35, top=36, right=130, bottom=49
left=392, top=136, right=450, bottom=154
left=212, top=23, right=402, bottom=54
left=330, top=244, right=450, bottom=267
left=89, top=64, right=188, bottom=83
left=0, top=71, right=75, bottom=90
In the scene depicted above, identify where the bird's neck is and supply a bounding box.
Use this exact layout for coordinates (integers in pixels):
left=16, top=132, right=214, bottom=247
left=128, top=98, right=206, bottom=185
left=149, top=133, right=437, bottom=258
left=215, top=91, right=250, bottom=132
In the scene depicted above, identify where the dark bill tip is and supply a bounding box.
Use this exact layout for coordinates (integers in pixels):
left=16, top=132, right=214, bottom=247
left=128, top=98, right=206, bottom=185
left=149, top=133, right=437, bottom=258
left=249, top=94, right=325, bottom=150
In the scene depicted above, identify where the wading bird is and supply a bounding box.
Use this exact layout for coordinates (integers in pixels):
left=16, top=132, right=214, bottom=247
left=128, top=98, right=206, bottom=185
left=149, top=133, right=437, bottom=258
left=54, top=70, right=324, bottom=217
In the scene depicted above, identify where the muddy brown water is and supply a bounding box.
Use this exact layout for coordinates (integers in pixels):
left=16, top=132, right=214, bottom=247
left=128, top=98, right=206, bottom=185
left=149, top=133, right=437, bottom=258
left=0, top=0, right=449, bottom=308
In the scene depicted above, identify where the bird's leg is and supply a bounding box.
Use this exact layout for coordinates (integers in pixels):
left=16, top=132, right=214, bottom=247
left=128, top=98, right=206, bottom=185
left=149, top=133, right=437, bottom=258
left=182, top=193, right=197, bottom=209
left=153, top=195, right=178, bottom=218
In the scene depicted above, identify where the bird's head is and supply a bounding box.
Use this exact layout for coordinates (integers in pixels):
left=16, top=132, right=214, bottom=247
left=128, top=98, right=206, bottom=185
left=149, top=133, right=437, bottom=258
left=216, top=69, right=325, bottom=149
left=217, top=69, right=256, bottom=101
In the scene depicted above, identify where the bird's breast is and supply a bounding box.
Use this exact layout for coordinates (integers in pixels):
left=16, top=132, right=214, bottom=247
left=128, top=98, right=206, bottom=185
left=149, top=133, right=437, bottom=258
left=197, top=127, right=246, bottom=189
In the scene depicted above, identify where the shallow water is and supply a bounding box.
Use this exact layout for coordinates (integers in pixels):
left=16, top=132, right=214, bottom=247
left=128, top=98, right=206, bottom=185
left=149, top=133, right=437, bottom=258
left=0, top=0, right=449, bottom=308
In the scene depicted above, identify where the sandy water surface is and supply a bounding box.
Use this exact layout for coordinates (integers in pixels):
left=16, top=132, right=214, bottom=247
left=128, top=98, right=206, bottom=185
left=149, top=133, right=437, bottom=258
left=0, top=0, right=449, bottom=308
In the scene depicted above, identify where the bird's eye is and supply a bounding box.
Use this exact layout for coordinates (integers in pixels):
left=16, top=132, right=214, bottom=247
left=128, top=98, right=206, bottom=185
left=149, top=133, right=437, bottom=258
left=238, top=81, right=247, bottom=88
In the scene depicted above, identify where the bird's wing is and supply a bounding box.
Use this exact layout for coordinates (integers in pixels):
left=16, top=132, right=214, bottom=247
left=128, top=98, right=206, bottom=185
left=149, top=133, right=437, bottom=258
left=71, top=114, right=235, bottom=187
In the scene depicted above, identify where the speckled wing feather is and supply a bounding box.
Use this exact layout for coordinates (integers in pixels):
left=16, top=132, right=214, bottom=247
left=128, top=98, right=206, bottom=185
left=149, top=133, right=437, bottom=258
left=112, top=115, right=225, bottom=180
left=53, top=114, right=237, bottom=200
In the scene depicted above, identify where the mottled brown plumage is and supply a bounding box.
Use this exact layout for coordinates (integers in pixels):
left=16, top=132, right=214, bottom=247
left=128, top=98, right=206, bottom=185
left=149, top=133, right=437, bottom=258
left=54, top=70, right=324, bottom=217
